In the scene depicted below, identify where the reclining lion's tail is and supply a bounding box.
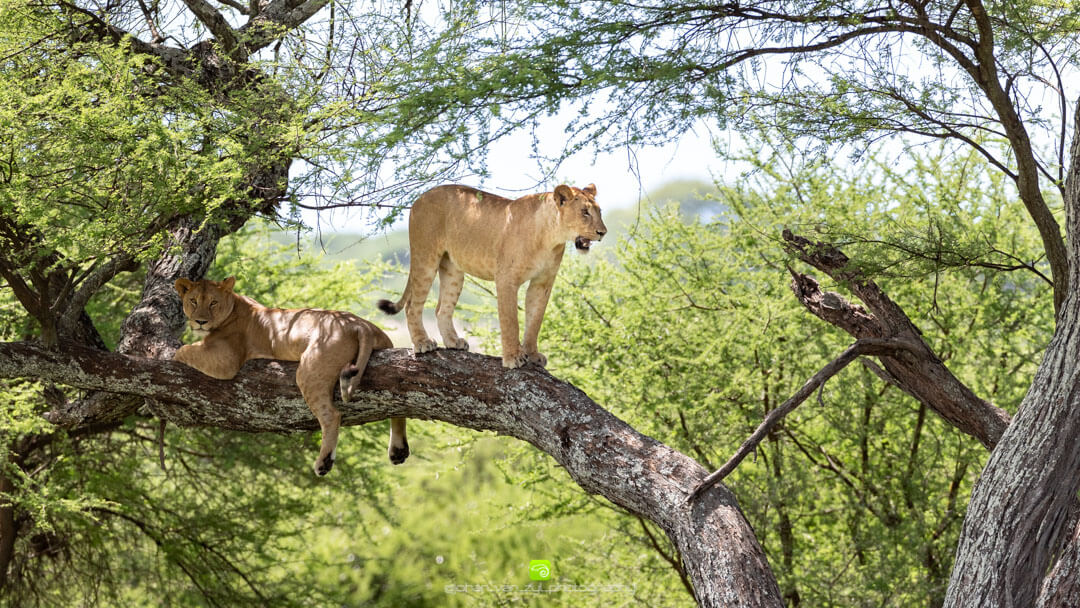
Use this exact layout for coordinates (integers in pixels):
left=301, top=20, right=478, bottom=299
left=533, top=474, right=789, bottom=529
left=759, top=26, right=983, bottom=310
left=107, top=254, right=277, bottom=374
left=339, top=326, right=376, bottom=402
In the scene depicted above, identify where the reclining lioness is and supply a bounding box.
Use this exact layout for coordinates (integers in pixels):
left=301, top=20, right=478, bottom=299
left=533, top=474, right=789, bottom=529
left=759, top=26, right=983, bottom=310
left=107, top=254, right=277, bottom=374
left=378, top=183, right=606, bottom=368
left=173, top=277, right=407, bottom=476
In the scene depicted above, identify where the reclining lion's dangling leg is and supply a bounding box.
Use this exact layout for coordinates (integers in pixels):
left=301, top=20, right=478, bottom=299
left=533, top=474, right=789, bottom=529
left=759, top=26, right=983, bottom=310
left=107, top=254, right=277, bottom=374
left=388, top=417, right=409, bottom=465
left=298, top=350, right=346, bottom=476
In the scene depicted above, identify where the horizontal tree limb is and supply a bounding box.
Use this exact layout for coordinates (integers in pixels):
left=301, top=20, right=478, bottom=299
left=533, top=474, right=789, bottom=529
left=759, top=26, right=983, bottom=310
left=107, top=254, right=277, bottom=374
left=0, top=340, right=784, bottom=607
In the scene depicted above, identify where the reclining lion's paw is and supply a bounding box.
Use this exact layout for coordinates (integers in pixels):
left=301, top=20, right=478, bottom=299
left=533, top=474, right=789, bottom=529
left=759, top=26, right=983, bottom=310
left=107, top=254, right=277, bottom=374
left=414, top=338, right=438, bottom=354
left=389, top=439, right=410, bottom=465
left=525, top=352, right=548, bottom=367
left=314, top=451, right=335, bottom=477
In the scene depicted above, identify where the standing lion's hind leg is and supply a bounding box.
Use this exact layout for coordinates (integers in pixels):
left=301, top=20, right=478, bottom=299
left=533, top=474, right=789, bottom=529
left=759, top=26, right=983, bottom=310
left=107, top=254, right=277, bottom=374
left=388, top=417, right=409, bottom=465
left=436, top=257, right=468, bottom=350
left=403, top=254, right=440, bottom=354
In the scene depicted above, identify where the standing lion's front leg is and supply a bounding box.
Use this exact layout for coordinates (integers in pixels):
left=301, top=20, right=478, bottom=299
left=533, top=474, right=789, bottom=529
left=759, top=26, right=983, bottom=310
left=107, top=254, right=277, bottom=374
left=495, top=276, right=527, bottom=368
left=522, top=276, right=555, bottom=367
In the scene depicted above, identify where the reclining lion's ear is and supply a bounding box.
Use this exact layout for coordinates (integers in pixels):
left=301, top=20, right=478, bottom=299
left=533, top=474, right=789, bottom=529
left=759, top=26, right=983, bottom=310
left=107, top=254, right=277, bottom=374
left=583, top=184, right=597, bottom=197
left=220, top=276, right=236, bottom=292
left=554, top=184, right=574, bottom=206
left=175, top=278, right=194, bottom=297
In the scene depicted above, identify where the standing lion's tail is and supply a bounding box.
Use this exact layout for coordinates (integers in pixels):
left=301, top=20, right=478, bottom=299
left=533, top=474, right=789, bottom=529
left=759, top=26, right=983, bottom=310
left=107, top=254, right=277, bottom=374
left=376, top=297, right=403, bottom=314
left=377, top=278, right=411, bottom=315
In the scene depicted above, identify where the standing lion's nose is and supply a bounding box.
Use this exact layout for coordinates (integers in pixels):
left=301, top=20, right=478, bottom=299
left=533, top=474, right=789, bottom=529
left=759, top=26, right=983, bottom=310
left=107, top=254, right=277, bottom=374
left=596, top=228, right=607, bottom=238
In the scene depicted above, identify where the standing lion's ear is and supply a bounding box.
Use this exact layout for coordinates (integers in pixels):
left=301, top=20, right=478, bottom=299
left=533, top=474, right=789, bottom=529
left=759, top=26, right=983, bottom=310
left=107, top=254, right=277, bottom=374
left=220, top=276, right=236, bottom=292
left=554, top=184, right=574, bottom=206
left=175, top=278, right=194, bottom=297
left=582, top=184, right=597, bottom=197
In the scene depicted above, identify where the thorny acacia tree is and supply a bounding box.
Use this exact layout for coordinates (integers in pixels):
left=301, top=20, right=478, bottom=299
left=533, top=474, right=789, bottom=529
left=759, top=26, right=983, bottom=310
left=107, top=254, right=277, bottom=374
left=0, top=1, right=776, bottom=606
left=5, top=0, right=1080, bottom=606
left=371, top=1, right=1080, bottom=606
left=0, top=0, right=542, bottom=603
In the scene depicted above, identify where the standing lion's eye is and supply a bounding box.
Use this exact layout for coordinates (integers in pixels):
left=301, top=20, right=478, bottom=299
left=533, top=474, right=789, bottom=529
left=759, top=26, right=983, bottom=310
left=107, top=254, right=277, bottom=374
left=582, top=209, right=591, bottom=218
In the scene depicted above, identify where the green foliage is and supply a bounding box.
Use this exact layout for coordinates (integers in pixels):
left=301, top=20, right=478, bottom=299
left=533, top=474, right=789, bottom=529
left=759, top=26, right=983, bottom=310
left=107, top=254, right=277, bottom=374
left=1, top=0, right=1068, bottom=605
left=524, top=145, right=1053, bottom=606
left=0, top=4, right=294, bottom=267
left=363, top=0, right=1080, bottom=198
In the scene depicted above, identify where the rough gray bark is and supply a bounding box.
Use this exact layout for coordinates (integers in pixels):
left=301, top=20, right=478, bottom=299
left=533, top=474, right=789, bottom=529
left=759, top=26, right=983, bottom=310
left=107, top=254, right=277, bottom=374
left=0, top=341, right=783, bottom=608
left=942, top=290, right=1080, bottom=607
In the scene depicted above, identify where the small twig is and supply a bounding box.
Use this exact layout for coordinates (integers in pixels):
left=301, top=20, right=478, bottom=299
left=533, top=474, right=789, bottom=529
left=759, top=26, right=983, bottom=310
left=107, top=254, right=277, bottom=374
left=687, top=337, right=920, bottom=502
left=157, top=418, right=167, bottom=472
left=637, top=515, right=696, bottom=599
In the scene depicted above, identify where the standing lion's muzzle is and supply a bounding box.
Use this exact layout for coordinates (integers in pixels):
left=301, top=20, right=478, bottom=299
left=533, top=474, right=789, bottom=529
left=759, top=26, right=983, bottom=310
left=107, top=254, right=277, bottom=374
left=575, top=228, right=606, bottom=252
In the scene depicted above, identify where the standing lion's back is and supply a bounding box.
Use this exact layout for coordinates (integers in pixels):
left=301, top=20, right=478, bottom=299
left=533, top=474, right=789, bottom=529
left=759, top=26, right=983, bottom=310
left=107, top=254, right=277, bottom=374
left=410, top=185, right=514, bottom=234
left=409, top=185, right=519, bottom=276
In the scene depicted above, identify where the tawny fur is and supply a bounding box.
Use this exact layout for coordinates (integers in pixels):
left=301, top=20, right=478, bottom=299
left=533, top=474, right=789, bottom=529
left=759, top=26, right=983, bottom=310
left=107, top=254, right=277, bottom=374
left=378, top=183, right=606, bottom=368
left=173, top=277, right=408, bottom=476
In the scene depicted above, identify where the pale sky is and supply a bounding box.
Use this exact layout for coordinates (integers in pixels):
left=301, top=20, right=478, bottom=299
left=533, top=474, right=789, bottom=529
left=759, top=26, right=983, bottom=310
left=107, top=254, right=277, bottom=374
left=302, top=117, right=724, bottom=234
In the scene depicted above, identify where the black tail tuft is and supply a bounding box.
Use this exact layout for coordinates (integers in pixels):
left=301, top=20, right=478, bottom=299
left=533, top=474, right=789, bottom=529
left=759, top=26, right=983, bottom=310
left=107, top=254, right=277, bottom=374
left=377, top=299, right=400, bottom=315
left=339, top=364, right=360, bottom=402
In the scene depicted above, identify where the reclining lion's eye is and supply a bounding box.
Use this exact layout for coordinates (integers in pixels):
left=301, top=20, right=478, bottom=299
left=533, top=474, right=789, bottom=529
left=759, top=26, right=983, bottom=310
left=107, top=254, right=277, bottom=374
left=189, top=299, right=197, bottom=306
left=210, top=300, right=217, bottom=308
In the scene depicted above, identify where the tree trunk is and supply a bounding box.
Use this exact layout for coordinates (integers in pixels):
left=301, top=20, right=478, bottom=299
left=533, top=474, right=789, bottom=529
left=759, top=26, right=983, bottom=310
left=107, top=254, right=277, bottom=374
left=0, top=342, right=783, bottom=607
left=942, top=290, right=1080, bottom=607
left=942, top=103, right=1080, bottom=607
left=0, top=448, right=15, bottom=590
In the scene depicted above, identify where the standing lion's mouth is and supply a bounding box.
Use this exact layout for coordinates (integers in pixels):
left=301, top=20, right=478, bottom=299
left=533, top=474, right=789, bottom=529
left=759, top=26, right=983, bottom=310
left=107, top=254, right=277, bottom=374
left=575, top=237, right=593, bottom=252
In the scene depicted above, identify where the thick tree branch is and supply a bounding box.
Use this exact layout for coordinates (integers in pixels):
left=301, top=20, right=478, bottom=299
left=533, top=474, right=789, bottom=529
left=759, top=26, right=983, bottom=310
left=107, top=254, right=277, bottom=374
left=180, top=0, right=241, bottom=54
left=782, top=230, right=1011, bottom=448
left=0, top=341, right=783, bottom=607
left=241, top=0, right=330, bottom=52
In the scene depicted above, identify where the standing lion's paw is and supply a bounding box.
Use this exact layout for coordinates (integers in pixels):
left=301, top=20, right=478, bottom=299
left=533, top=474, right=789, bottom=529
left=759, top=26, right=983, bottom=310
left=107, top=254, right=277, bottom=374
left=502, top=352, right=528, bottom=368
left=444, top=337, right=469, bottom=350
left=414, top=338, right=438, bottom=354
left=525, top=352, right=548, bottom=367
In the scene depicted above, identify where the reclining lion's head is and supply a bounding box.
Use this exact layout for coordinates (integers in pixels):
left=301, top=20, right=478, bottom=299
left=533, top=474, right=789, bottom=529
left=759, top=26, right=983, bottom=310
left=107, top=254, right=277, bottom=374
left=554, top=184, right=607, bottom=252
left=174, top=277, right=238, bottom=338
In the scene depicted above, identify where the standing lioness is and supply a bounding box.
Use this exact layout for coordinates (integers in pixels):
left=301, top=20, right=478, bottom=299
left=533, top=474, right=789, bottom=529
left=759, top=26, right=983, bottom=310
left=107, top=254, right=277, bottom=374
left=173, top=277, right=408, bottom=476
left=378, top=183, right=606, bottom=368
